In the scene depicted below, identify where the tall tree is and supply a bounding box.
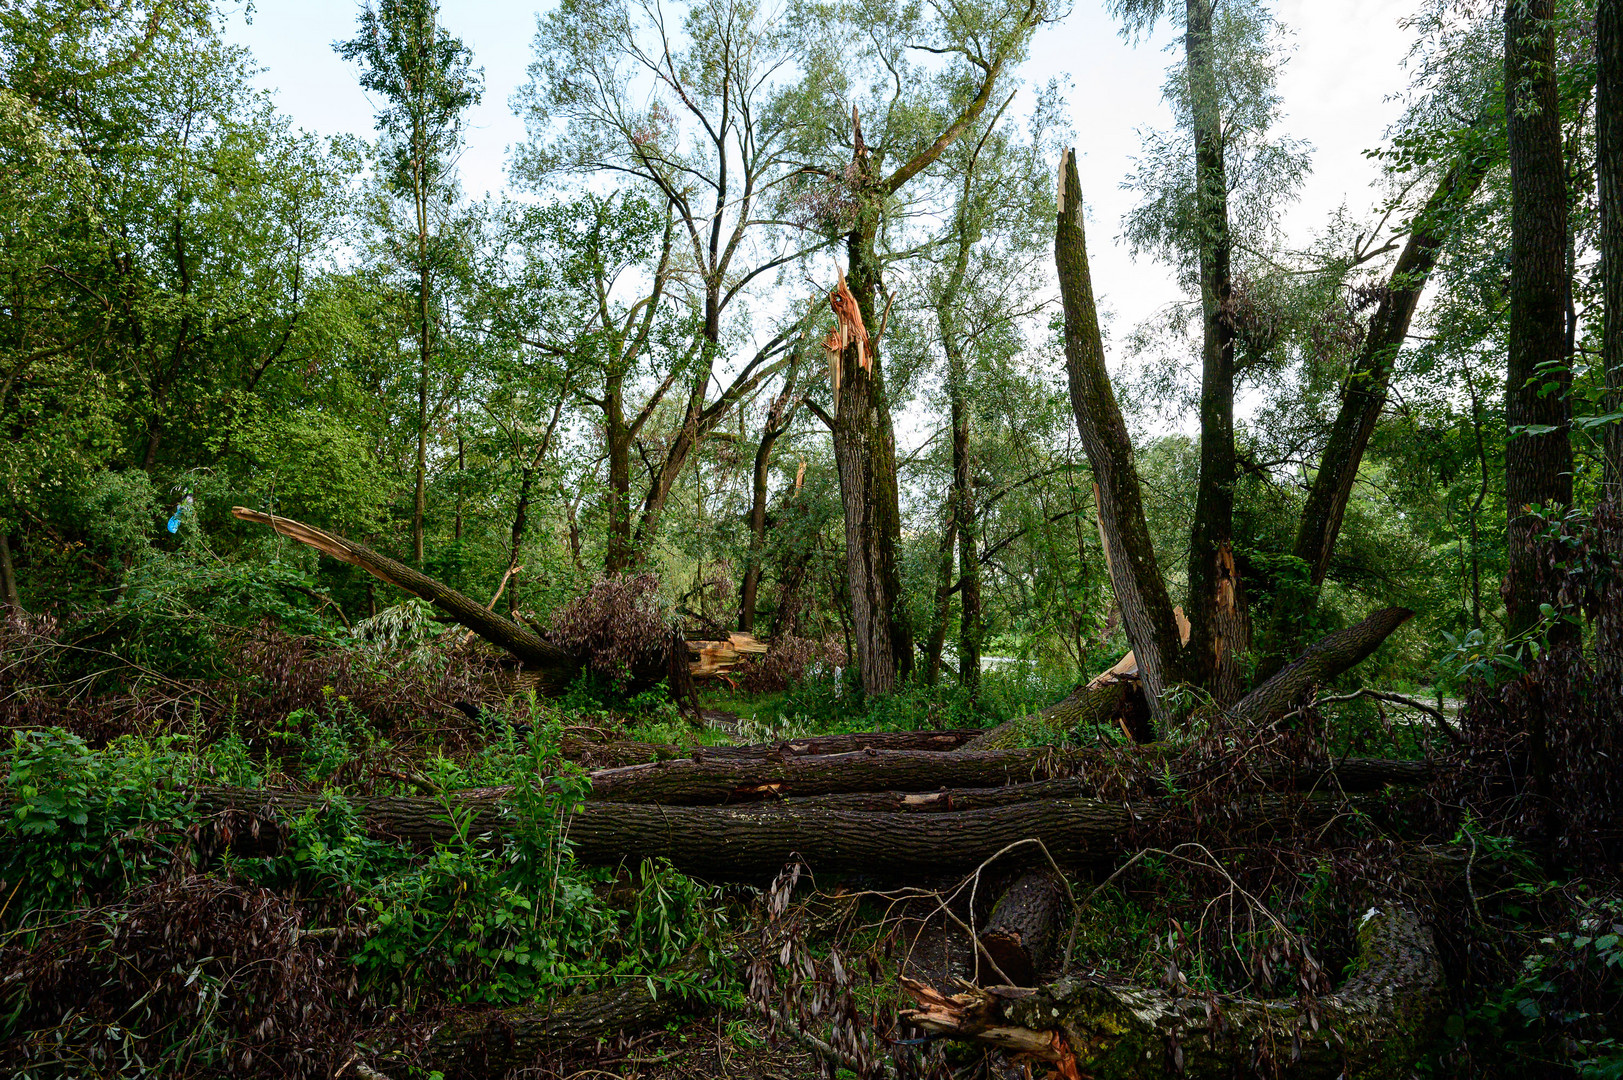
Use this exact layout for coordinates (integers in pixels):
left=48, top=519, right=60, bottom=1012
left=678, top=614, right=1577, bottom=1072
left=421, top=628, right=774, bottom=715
left=1601, top=0, right=1623, bottom=500
left=792, top=0, right=1048, bottom=696
left=1501, top=0, right=1574, bottom=639
left=337, top=0, right=481, bottom=564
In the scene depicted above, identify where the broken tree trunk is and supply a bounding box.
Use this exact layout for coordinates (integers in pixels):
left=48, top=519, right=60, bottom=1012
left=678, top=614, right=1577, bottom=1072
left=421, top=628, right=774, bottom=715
left=978, top=869, right=1070, bottom=988
left=232, top=507, right=582, bottom=692
left=193, top=787, right=1385, bottom=880
left=1233, top=607, right=1414, bottom=726
left=903, top=905, right=1444, bottom=1079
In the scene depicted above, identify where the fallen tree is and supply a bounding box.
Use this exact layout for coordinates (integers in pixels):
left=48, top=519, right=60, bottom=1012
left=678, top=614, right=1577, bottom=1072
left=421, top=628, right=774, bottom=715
left=902, top=904, right=1444, bottom=1079
left=193, top=785, right=1397, bottom=879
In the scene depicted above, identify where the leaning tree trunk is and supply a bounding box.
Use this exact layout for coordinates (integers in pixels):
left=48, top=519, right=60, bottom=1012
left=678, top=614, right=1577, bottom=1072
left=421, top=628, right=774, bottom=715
left=1503, top=0, right=1575, bottom=642
left=1054, top=150, right=1189, bottom=726
left=1601, top=0, right=1623, bottom=500
left=230, top=507, right=581, bottom=691
left=1274, top=148, right=1491, bottom=666
left=903, top=905, right=1443, bottom=1079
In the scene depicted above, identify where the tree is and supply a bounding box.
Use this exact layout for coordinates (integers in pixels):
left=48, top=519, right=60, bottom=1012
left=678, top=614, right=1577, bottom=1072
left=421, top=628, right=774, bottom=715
left=1501, top=0, right=1574, bottom=640
left=789, top=0, right=1049, bottom=696
left=1601, top=0, right=1623, bottom=499
left=337, top=0, right=482, bottom=565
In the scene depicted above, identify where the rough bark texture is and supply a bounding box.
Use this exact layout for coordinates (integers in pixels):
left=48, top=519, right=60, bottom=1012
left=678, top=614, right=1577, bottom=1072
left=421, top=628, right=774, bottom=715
left=739, top=359, right=800, bottom=632
left=230, top=507, right=581, bottom=691
left=963, top=670, right=1135, bottom=750
left=1233, top=607, right=1413, bottom=726
left=1054, top=149, right=1188, bottom=724
left=831, top=209, right=912, bottom=696
left=1602, top=0, right=1623, bottom=499
left=559, top=728, right=987, bottom=768
left=978, top=870, right=1069, bottom=987
left=1183, top=0, right=1247, bottom=706
left=1503, top=0, right=1575, bottom=640
left=903, top=905, right=1443, bottom=1079
left=194, top=786, right=1379, bottom=880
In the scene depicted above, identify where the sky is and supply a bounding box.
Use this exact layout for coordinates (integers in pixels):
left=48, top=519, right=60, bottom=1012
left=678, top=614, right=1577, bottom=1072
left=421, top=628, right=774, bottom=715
left=224, top=0, right=1423, bottom=388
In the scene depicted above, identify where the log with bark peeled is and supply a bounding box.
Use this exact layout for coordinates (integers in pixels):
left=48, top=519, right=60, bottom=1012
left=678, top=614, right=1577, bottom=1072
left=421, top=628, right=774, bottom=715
left=231, top=507, right=582, bottom=692
left=903, top=905, right=1444, bottom=1079
left=978, top=869, right=1070, bottom=987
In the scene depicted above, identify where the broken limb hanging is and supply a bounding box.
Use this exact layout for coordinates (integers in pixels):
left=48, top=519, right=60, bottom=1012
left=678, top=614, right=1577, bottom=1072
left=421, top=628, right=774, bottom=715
left=902, top=905, right=1444, bottom=1079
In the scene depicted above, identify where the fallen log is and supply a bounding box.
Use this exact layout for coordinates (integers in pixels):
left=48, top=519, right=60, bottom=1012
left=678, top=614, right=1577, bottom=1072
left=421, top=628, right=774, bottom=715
left=978, top=869, right=1070, bottom=987
left=192, top=787, right=1381, bottom=879
left=903, top=904, right=1444, bottom=1079
left=1234, top=607, right=1415, bottom=726
left=559, top=727, right=986, bottom=768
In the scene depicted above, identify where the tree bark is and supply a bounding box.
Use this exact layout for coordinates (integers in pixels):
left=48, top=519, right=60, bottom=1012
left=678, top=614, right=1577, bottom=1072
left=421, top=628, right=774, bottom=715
left=924, top=517, right=957, bottom=685
left=231, top=507, right=581, bottom=690
left=1054, top=149, right=1189, bottom=725
left=194, top=786, right=1370, bottom=880
left=1233, top=607, right=1413, bottom=726
left=1183, top=0, right=1247, bottom=705
left=978, top=870, right=1070, bottom=987
left=1601, top=0, right=1623, bottom=499
left=1280, top=150, right=1491, bottom=660
left=903, top=905, right=1443, bottom=1079
left=831, top=208, right=912, bottom=696
left=740, top=356, right=801, bottom=632
left=0, top=530, right=20, bottom=612
left=1502, top=0, right=1575, bottom=640
left=952, top=354, right=983, bottom=693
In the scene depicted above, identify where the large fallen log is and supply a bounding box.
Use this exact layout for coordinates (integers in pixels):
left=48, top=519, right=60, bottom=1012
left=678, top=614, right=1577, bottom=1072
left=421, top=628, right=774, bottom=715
left=978, top=869, right=1070, bottom=987
left=903, top=904, right=1444, bottom=1079
left=559, top=727, right=986, bottom=768
left=192, top=786, right=1384, bottom=879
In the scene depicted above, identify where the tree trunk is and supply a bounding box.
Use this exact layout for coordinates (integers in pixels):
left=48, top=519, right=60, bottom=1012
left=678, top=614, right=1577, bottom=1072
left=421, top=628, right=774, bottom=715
left=1232, top=607, right=1413, bottom=726
left=604, top=376, right=635, bottom=573
left=1054, top=149, right=1189, bottom=724
left=924, top=518, right=957, bottom=685
left=978, top=870, right=1069, bottom=988
left=740, top=360, right=800, bottom=632
left=1601, top=0, right=1623, bottom=499
left=832, top=212, right=912, bottom=696
left=1183, top=0, right=1246, bottom=705
left=1502, top=0, right=1575, bottom=640
left=231, top=507, right=581, bottom=689
left=194, top=786, right=1372, bottom=880
left=0, top=529, right=20, bottom=612
left=903, top=905, right=1443, bottom=1079
left=1277, top=150, right=1491, bottom=663
left=952, top=359, right=983, bottom=693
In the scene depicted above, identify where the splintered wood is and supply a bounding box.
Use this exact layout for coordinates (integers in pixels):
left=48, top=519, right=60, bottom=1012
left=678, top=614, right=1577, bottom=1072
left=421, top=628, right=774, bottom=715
left=823, top=264, right=870, bottom=409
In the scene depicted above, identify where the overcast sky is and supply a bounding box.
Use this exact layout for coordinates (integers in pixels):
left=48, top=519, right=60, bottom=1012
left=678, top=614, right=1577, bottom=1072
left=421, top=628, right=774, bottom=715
left=225, top=0, right=1421, bottom=378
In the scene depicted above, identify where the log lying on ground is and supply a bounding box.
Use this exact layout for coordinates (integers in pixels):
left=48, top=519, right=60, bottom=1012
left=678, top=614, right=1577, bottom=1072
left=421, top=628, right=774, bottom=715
left=193, top=786, right=1385, bottom=879
left=978, top=869, right=1070, bottom=987
left=559, top=727, right=985, bottom=768
left=422, top=950, right=724, bottom=1071
left=903, top=905, right=1443, bottom=1079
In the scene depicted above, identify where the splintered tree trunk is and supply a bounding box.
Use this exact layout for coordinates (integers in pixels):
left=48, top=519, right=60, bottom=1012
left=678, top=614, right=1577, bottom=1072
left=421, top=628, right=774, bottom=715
left=1183, top=0, right=1247, bottom=706
left=1602, top=0, right=1623, bottom=499
left=1503, top=0, right=1575, bottom=641
left=1055, top=149, right=1189, bottom=724
left=833, top=217, right=912, bottom=696
left=1274, top=149, right=1491, bottom=666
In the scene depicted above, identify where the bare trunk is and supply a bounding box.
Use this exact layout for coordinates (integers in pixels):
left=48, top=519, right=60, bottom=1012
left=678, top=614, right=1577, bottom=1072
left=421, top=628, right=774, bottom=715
left=924, top=518, right=956, bottom=685
left=604, top=376, right=635, bottom=573
left=952, top=361, right=982, bottom=692
left=1601, top=0, right=1623, bottom=499
left=1184, top=0, right=1246, bottom=705
left=832, top=213, right=911, bottom=695
left=0, top=529, right=20, bottom=612
left=1503, top=0, right=1575, bottom=642
left=1054, top=149, right=1189, bottom=724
